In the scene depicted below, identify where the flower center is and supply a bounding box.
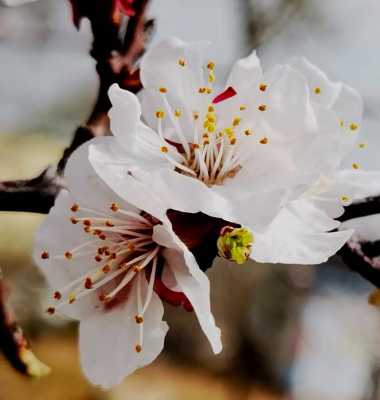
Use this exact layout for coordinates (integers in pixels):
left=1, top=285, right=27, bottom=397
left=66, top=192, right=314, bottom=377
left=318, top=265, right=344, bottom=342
left=154, top=61, right=264, bottom=187
left=41, top=202, right=161, bottom=354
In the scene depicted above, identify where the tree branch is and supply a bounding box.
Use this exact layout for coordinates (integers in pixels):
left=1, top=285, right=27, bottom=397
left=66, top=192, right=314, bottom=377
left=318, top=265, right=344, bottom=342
left=0, top=0, right=153, bottom=213
left=0, top=270, right=50, bottom=377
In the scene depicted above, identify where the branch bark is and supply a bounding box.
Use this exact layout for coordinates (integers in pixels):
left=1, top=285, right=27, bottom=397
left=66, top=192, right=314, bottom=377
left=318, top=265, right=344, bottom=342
left=0, top=270, right=50, bottom=377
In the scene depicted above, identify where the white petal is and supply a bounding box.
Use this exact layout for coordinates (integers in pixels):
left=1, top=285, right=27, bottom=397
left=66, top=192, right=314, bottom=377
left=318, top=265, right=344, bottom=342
left=108, top=84, right=141, bottom=149
left=331, top=170, right=380, bottom=201
left=288, top=58, right=341, bottom=108
left=140, top=37, right=209, bottom=94
left=251, top=198, right=353, bottom=264
left=79, top=277, right=168, bottom=388
left=226, top=50, right=262, bottom=92
left=108, top=84, right=170, bottom=164
left=332, top=84, right=363, bottom=130
left=89, top=138, right=168, bottom=221
left=139, top=37, right=212, bottom=142
left=33, top=191, right=106, bottom=320
left=65, top=139, right=139, bottom=214
left=153, top=224, right=222, bottom=354
left=136, top=168, right=286, bottom=230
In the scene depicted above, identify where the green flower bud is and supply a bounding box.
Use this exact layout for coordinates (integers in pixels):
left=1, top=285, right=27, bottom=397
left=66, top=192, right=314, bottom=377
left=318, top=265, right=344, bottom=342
left=217, top=226, right=254, bottom=265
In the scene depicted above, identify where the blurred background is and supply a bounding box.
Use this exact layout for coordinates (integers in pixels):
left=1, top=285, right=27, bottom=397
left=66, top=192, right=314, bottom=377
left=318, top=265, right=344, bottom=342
left=1, top=0, right=380, bottom=399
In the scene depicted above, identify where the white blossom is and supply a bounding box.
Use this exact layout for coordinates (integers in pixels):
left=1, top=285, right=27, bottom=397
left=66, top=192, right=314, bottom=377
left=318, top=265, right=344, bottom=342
left=90, top=37, right=380, bottom=265
left=34, top=142, right=221, bottom=388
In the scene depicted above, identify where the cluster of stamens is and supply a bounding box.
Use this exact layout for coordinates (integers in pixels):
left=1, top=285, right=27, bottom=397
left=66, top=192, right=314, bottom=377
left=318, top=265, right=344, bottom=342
left=154, top=59, right=270, bottom=186
left=42, top=202, right=161, bottom=354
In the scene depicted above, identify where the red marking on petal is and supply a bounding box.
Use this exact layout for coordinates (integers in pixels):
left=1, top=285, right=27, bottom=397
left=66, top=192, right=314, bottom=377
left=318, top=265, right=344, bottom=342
left=165, top=139, right=186, bottom=154
left=154, top=277, right=193, bottom=312
left=116, top=0, right=136, bottom=16
left=212, top=86, right=237, bottom=104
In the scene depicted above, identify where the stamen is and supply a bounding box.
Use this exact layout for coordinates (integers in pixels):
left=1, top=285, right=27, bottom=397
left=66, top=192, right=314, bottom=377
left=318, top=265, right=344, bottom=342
left=314, top=87, right=321, bottom=94
left=71, top=204, right=79, bottom=212
left=350, top=123, right=358, bottom=131
left=155, top=110, right=165, bottom=119
left=41, top=251, right=49, bottom=260
left=135, top=345, right=142, bottom=353
left=258, top=104, right=267, bottom=112
left=259, top=137, right=268, bottom=144
left=259, top=84, right=267, bottom=92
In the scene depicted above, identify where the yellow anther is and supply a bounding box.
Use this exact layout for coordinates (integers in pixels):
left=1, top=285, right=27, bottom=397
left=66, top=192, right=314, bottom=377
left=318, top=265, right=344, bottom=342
left=208, top=105, right=215, bottom=113
left=244, top=129, right=253, bottom=136
left=198, top=87, right=206, bottom=94
left=68, top=293, right=76, bottom=304
left=339, top=120, right=344, bottom=127
left=259, top=84, right=267, bottom=92
left=259, top=137, right=268, bottom=144
left=358, top=143, right=367, bottom=149
left=207, top=61, right=215, bottom=70
left=350, top=123, right=358, bottom=131
left=160, top=146, right=168, bottom=153
left=203, top=121, right=210, bottom=129
left=174, top=109, right=182, bottom=117
left=224, top=127, right=234, bottom=139
left=135, top=345, right=142, bottom=353
left=110, top=203, right=119, bottom=212
left=232, top=117, right=241, bottom=127
left=229, top=137, right=237, bottom=145
left=240, top=105, right=247, bottom=111
left=341, top=195, right=350, bottom=203
left=258, top=104, right=267, bottom=112
left=208, top=71, right=215, bottom=83
left=314, top=87, right=321, bottom=94
left=155, top=110, right=165, bottom=119
left=352, top=162, right=360, bottom=170
left=207, top=124, right=216, bottom=133
left=207, top=113, right=216, bottom=123
left=178, top=58, right=186, bottom=67
left=70, top=204, right=79, bottom=212
left=158, top=87, right=167, bottom=93
left=206, top=87, right=212, bottom=94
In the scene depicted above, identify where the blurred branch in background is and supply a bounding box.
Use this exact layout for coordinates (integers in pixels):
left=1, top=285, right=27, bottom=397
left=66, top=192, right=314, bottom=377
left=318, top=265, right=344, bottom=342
left=247, top=0, right=304, bottom=47
left=0, top=0, right=153, bottom=215
left=338, top=199, right=380, bottom=288
left=0, top=268, right=50, bottom=378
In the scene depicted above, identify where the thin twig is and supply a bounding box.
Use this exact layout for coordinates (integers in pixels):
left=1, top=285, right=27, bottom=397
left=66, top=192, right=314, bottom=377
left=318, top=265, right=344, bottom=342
left=0, top=269, right=51, bottom=377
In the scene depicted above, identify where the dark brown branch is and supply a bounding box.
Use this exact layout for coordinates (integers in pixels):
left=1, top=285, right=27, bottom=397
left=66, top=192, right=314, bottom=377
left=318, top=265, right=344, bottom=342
left=0, top=169, right=61, bottom=214
left=339, top=239, right=380, bottom=288
left=337, top=197, right=380, bottom=223
left=337, top=197, right=380, bottom=288
left=0, top=270, right=50, bottom=377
